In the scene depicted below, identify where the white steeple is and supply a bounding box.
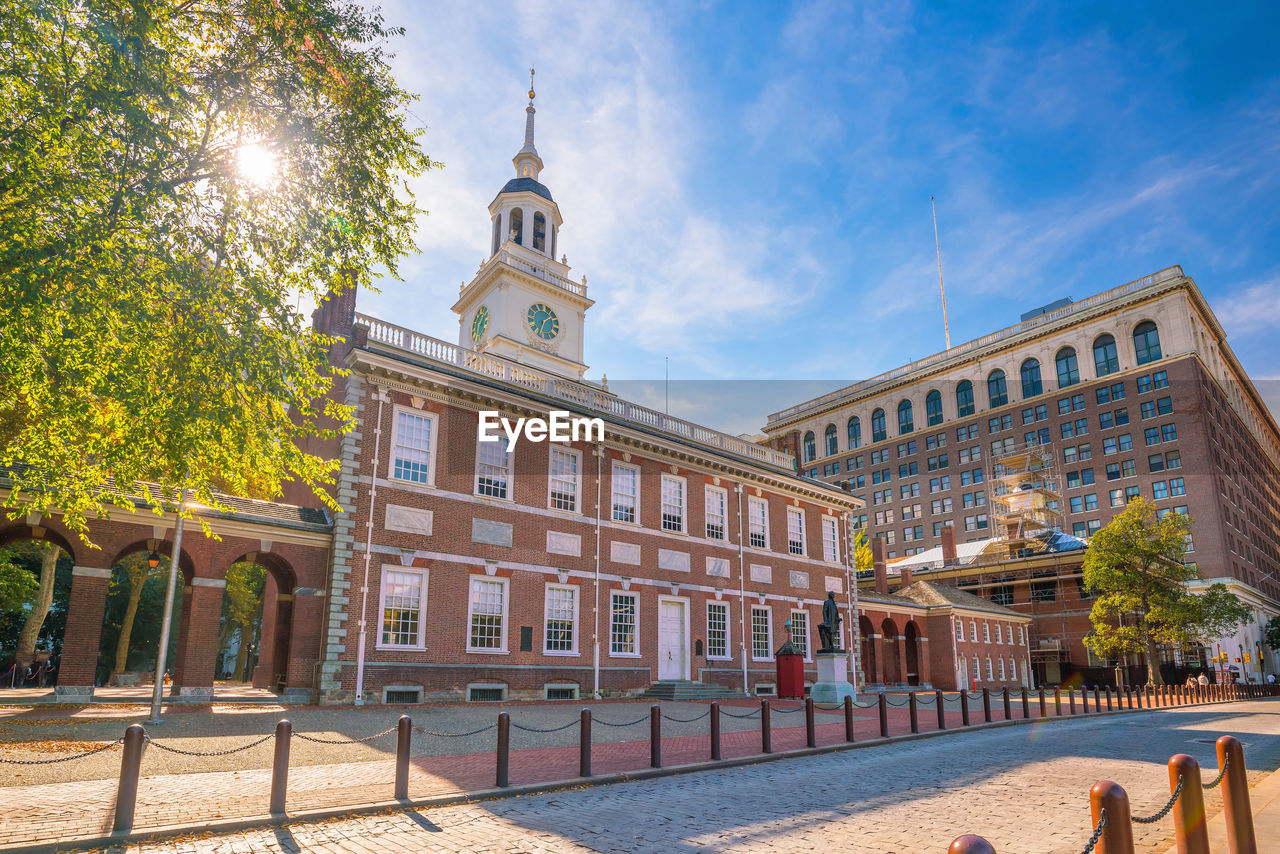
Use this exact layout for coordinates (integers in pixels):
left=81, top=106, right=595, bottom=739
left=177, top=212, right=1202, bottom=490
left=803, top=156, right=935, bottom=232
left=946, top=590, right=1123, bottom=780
left=513, top=68, right=544, bottom=181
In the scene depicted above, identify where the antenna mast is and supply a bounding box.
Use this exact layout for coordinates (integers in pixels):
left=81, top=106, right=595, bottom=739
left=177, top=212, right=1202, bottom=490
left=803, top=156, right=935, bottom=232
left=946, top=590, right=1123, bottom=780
left=931, top=196, right=951, bottom=350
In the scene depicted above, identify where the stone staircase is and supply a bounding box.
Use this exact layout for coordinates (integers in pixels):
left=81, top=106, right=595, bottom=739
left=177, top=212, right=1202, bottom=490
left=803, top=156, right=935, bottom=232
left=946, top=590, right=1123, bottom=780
left=641, top=680, right=744, bottom=701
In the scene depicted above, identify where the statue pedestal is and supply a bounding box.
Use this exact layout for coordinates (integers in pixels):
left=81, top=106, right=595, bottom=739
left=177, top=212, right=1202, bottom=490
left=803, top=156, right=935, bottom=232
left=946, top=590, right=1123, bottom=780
left=810, top=650, right=855, bottom=705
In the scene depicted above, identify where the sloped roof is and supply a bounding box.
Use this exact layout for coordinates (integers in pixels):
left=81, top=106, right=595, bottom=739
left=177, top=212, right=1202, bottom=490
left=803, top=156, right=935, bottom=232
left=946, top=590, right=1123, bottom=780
left=498, top=176, right=554, bottom=202
left=895, top=580, right=1028, bottom=619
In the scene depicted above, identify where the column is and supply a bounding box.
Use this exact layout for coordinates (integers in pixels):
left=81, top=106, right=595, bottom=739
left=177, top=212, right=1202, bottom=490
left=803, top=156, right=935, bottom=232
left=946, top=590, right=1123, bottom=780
left=918, top=637, right=932, bottom=686
left=54, top=566, right=113, bottom=701
left=171, top=578, right=225, bottom=699
left=284, top=588, right=325, bottom=700
left=896, top=634, right=910, bottom=684
left=252, top=575, right=280, bottom=689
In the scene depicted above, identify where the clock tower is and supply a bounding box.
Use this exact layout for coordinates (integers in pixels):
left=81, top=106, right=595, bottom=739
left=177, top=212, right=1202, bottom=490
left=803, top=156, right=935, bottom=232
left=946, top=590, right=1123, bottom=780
left=452, top=71, right=592, bottom=380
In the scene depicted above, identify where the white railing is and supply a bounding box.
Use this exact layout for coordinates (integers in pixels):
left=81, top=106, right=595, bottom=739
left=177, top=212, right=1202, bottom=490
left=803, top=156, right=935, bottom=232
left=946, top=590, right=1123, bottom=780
left=459, top=247, right=587, bottom=299
left=353, top=313, right=794, bottom=469
left=766, top=265, right=1185, bottom=427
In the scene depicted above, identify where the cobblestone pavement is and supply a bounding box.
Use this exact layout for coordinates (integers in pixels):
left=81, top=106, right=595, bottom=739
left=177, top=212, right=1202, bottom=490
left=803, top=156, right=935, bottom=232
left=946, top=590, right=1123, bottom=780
left=52, top=699, right=1280, bottom=854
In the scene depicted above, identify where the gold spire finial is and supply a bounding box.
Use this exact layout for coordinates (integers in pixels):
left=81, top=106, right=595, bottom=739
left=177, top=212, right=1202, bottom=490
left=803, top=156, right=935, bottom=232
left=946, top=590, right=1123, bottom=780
left=528, top=67, right=536, bottom=103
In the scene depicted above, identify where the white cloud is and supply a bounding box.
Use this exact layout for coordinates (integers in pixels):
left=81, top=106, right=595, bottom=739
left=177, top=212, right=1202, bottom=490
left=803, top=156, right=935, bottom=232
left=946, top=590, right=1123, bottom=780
left=1214, top=278, right=1280, bottom=335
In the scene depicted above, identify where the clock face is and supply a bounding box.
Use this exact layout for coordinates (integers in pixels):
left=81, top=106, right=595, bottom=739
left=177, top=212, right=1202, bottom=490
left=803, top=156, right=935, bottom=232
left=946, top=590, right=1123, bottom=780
left=526, top=302, right=560, bottom=340
left=470, top=305, right=489, bottom=344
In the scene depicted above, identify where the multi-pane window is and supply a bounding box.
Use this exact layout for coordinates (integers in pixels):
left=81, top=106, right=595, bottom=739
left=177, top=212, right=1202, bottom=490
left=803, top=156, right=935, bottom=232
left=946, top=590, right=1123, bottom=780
left=825, top=424, right=839, bottom=456
left=544, top=584, right=577, bottom=653
left=1152, top=480, right=1169, bottom=500
left=610, top=592, right=638, bottom=655
left=821, top=517, right=840, bottom=563
left=983, top=622, right=991, bottom=643
left=380, top=569, right=426, bottom=648
left=871, top=408, right=887, bottom=443
left=1161, top=423, right=1178, bottom=442
left=988, top=370, right=1008, bottom=407
left=932, top=497, right=953, bottom=513
left=1133, top=321, right=1162, bottom=365
left=1169, top=477, right=1185, bottom=496
left=748, top=497, right=769, bottom=549
left=661, top=475, right=686, bottom=533
left=955, top=621, right=964, bottom=641
left=549, top=448, right=580, bottom=512
left=986, top=658, right=995, bottom=681
left=1094, top=334, right=1120, bottom=376
left=957, top=423, right=979, bottom=441
left=611, top=463, right=639, bottom=523
left=898, top=400, right=914, bottom=435
left=392, top=410, right=435, bottom=484
left=973, top=657, right=982, bottom=682
left=1056, top=348, right=1080, bottom=388
left=707, top=602, right=729, bottom=658
left=926, top=390, right=944, bottom=426
left=475, top=435, right=512, bottom=498
left=1021, top=359, right=1043, bottom=398
left=848, top=417, right=862, bottom=449
left=705, top=486, right=728, bottom=540
left=956, top=381, right=976, bottom=417
left=751, top=606, right=772, bottom=660
left=900, top=482, right=921, bottom=499
left=790, top=610, right=810, bottom=658
left=999, top=658, right=1007, bottom=680
left=970, top=621, right=978, bottom=641
left=1110, top=488, right=1125, bottom=507
left=786, top=507, right=806, bottom=555
left=468, top=577, right=507, bottom=651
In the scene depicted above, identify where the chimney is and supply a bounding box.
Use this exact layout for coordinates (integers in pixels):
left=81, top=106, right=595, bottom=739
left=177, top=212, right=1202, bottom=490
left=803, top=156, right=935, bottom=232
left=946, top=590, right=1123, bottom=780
left=899, top=566, right=913, bottom=590
left=941, top=525, right=957, bottom=566
left=313, top=267, right=359, bottom=337
left=872, top=537, right=888, bottom=595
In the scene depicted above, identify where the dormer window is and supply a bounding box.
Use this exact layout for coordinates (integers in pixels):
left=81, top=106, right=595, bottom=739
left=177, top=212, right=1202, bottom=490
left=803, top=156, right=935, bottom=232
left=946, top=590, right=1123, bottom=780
left=509, top=208, right=524, bottom=246
left=533, top=212, right=547, bottom=252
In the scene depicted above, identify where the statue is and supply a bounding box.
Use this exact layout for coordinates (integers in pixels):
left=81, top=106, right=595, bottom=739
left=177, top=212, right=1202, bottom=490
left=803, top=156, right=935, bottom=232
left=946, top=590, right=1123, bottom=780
left=817, top=591, right=842, bottom=652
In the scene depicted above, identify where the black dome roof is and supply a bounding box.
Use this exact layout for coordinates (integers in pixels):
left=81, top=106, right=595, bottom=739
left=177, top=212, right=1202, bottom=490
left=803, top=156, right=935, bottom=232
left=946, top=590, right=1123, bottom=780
left=499, top=176, right=553, bottom=202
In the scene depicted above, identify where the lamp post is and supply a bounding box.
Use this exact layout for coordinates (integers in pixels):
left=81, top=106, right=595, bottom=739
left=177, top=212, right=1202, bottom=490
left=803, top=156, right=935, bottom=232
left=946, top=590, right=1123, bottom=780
left=149, top=489, right=188, bottom=723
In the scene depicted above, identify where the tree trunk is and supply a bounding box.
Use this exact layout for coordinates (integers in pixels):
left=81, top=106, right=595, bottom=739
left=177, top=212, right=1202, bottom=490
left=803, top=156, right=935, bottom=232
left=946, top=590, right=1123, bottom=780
left=233, top=621, right=251, bottom=682
left=112, top=572, right=146, bottom=679
left=1145, top=636, right=1163, bottom=687
left=15, top=545, right=60, bottom=664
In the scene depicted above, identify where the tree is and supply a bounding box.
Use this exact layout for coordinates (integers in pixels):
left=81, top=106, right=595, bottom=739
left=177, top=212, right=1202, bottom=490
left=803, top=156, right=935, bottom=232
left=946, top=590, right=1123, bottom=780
left=1083, top=499, right=1250, bottom=686
left=14, top=543, right=60, bottom=664
left=0, top=549, right=38, bottom=614
left=852, top=528, right=873, bottom=573
left=219, top=562, right=267, bottom=681
left=0, top=1, right=433, bottom=539
left=1265, top=615, right=1280, bottom=653
left=109, top=554, right=166, bottom=680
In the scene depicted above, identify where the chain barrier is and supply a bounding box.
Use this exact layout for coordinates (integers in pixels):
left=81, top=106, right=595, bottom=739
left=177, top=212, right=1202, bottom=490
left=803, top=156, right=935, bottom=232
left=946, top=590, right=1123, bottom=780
left=593, top=714, right=651, bottom=728
left=1203, top=755, right=1229, bottom=790
left=145, top=733, right=275, bottom=756
left=1131, top=775, right=1184, bottom=824
left=772, top=706, right=804, bottom=714
left=661, top=709, right=712, bottom=723
left=414, top=724, right=497, bottom=738
left=0, top=738, right=123, bottom=764
left=291, top=725, right=399, bottom=745
left=510, top=719, right=580, bottom=734
left=884, top=696, right=910, bottom=707
left=719, top=708, right=762, bottom=719
left=1079, top=808, right=1106, bottom=854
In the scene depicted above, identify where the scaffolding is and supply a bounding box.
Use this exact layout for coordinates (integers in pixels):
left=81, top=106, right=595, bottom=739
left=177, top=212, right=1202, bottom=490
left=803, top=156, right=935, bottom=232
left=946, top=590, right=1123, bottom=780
left=987, top=440, right=1063, bottom=560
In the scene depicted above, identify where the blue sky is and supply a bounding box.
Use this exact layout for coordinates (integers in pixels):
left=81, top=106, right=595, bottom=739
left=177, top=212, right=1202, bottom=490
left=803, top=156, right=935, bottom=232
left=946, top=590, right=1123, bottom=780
left=363, top=1, right=1280, bottom=434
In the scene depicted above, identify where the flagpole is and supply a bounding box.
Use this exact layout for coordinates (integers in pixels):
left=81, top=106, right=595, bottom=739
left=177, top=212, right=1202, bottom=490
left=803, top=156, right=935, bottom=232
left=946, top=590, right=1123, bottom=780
left=931, top=196, right=951, bottom=350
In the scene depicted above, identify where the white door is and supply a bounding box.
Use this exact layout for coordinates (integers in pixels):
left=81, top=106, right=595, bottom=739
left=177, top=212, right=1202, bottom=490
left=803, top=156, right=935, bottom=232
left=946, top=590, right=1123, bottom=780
left=658, top=599, right=687, bottom=681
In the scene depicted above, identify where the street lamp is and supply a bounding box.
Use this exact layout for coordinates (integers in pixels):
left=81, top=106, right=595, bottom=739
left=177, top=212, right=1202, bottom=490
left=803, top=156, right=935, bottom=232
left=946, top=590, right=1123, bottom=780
left=147, top=551, right=161, bottom=570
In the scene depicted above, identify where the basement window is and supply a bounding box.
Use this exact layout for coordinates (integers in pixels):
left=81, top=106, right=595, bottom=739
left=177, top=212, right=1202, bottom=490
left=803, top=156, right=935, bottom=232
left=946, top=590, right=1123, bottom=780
left=467, top=683, right=508, bottom=702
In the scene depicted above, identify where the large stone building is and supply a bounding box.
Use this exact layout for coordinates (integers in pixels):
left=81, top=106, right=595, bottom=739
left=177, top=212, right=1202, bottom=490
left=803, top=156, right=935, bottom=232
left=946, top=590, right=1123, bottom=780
left=764, top=268, right=1280, bottom=683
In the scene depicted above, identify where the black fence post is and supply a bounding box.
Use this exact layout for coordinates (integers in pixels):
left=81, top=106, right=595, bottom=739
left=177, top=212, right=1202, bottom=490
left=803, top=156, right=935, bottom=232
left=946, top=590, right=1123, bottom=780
left=982, top=688, right=992, bottom=723
left=710, top=701, right=721, bottom=760
left=1021, top=688, right=1030, bottom=719
left=760, top=699, right=771, bottom=754
left=1104, top=686, right=1112, bottom=711
left=113, top=724, right=146, bottom=832
left=1093, top=686, right=1101, bottom=712
left=936, top=689, right=946, bottom=730
left=878, top=693, right=889, bottom=738
left=1054, top=688, right=1061, bottom=716
left=805, top=697, right=816, bottom=748
left=650, top=704, right=662, bottom=768
left=961, top=690, right=971, bottom=726
left=579, top=708, right=592, bottom=778
left=1069, top=689, right=1077, bottom=715
left=496, top=712, right=510, bottom=787
left=1001, top=687, right=1011, bottom=720
left=844, top=695, right=856, bottom=743
left=270, top=719, right=291, bottom=814
left=908, top=692, right=919, bottom=733
left=394, top=715, right=411, bottom=800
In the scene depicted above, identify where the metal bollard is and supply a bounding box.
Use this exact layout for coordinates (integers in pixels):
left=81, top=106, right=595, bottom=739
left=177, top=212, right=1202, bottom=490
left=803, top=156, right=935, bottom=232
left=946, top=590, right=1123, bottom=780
left=844, top=695, right=855, bottom=743
left=805, top=697, right=816, bottom=748
left=579, top=709, right=592, bottom=778
left=1169, top=753, right=1210, bottom=854
left=1093, top=686, right=1101, bottom=712
left=395, top=715, right=412, bottom=800
left=961, top=690, right=971, bottom=727
left=1002, top=687, right=1011, bottom=721
left=909, top=692, right=919, bottom=733
left=878, top=693, right=889, bottom=738
left=982, top=688, right=992, bottom=723
left=496, top=712, right=510, bottom=787
left=270, top=719, right=291, bottom=814
left=1038, top=687, right=1046, bottom=718
left=1124, top=687, right=1132, bottom=709
left=937, top=689, right=946, bottom=730
left=711, top=701, right=722, bottom=760
left=1105, top=686, right=1112, bottom=711
left=1021, top=688, right=1030, bottom=719
left=948, top=834, right=997, bottom=854
left=651, top=704, right=662, bottom=768
left=1069, top=689, right=1077, bottom=715
left=1217, top=735, right=1254, bottom=854
left=113, top=724, right=146, bottom=832
left=1054, top=689, right=1061, bottom=716
left=1090, top=780, right=1135, bottom=854
left=760, top=699, right=771, bottom=754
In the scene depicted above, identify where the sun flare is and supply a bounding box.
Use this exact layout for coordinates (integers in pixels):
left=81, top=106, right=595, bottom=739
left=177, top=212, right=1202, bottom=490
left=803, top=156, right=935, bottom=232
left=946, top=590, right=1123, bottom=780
left=236, top=143, right=277, bottom=188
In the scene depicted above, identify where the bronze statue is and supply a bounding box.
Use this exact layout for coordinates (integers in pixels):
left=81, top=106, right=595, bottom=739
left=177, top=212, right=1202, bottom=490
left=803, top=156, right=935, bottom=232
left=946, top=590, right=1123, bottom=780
left=817, top=591, right=842, bottom=652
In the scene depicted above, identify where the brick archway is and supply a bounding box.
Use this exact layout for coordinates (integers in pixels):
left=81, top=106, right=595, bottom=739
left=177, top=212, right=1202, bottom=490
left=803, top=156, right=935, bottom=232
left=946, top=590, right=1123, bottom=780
left=881, top=618, right=900, bottom=685
left=904, top=620, right=921, bottom=686
left=858, top=615, right=876, bottom=686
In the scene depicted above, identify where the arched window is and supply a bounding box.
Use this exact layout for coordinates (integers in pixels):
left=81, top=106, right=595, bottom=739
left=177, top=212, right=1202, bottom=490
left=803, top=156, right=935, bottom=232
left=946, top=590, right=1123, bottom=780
left=802, top=431, right=816, bottom=463
left=871, top=408, right=887, bottom=443
left=533, top=212, right=547, bottom=252
left=847, top=416, right=862, bottom=449
left=956, top=380, right=975, bottom=417
left=1133, top=321, right=1162, bottom=365
left=925, top=390, right=943, bottom=426
left=987, top=370, right=1008, bottom=408
left=897, top=400, right=914, bottom=435
left=1020, top=359, right=1042, bottom=398
left=509, top=208, right=524, bottom=246
left=824, top=424, right=838, bottom=456
left=1093, top=334, right=1119, bottom=377
left=1056, top=347, right=1079, bottom=388
left=492, top=215, right=502, bottom=256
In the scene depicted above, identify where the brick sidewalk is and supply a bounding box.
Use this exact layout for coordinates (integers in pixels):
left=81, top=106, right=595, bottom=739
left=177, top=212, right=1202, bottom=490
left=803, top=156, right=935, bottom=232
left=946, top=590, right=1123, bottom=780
left=0, top=691, right=1179, bottom=850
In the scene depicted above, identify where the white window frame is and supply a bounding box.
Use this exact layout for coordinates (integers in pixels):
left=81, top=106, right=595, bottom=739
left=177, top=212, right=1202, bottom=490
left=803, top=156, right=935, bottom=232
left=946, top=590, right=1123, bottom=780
left=390, top=406, right=438, bottom=486
left=970, top=620, right=978, bottom=642
left=706, top=600, right=731, bottom=660
left=999, top=658, right=1006, bottom=681
left=955, top=619, right=963, bottom=641
left=983, top=622, right=991, bottom=643
left=1010, top=657, right=1018, bottom=681
left=660, top=474, right=687, bottom=534
left=995, top=624, right=1003, bottom=644
left=611, top=462, right=640, bottom=524
left=474, top=434, right=514, bottom=500
left=1006, top=625, right=1014, bottom=645
left=548, top=447, right=582, bottom=514
left=705, top=485, right=728, bottom=541
left=609, top=590, right=640, bottom=657
left=821, top=516, right=840, bottom=563
left=972, top=657, right=981, bottom=683
left=750, top=605, right=773, bottom=661
left=466, top=575, right=510, bottom=653
left=986, top=657, right=994, bottom=681
left=543, top=583, right=579, bottom=656
left=377, top=565, right=428, bottom=650
left=789, top=609, right=811, bottom=660
left=786, top=507, right=806, bottom=556
left=748, top=497, right=770, bottom=550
